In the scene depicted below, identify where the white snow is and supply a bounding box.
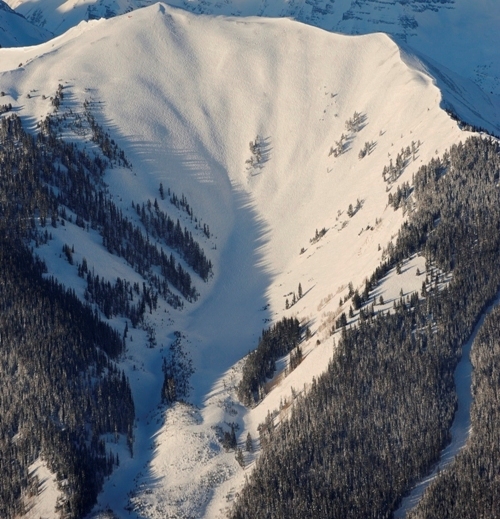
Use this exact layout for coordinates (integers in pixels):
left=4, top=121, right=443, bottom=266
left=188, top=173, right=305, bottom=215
left=0, top=4, right=492, bottom=518
left=21, top=459, right=61, bottom=519
left=5, top=0, right=500, bottom=99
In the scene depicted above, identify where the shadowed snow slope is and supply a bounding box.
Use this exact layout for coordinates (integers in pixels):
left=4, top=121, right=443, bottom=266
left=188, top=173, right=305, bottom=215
left=0, top=0, right=51, bottom=47
left=0, top=4, right=490, bottom=518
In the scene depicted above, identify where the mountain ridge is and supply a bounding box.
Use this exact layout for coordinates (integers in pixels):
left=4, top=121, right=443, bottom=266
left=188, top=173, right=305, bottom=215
left=4, top=0, right=500, bottom=98
left=0, top=2, right=498, bottom=518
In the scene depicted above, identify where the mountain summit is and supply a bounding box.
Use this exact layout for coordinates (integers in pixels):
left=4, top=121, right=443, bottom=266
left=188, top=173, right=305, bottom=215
left=4, top=0, right=500, bottom=97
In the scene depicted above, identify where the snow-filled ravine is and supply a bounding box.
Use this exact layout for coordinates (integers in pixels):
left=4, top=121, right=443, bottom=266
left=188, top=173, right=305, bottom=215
left=394, top=292, right=500, bottom=518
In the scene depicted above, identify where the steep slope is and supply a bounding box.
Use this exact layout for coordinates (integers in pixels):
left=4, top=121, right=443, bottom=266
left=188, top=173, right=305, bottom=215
left=0, top=4, right=492, bottom=518
left=5, top=0, right=500, bottom=98
left=0, top=0, right=51, bottom=47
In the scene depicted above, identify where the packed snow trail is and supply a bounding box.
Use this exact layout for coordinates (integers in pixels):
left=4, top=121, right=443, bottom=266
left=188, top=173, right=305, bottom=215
left=393, top=293, right=500, bottom=518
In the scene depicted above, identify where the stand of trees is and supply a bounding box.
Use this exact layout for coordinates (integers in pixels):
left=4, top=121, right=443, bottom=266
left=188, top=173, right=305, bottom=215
left=237, top=317, right=301, bottom=406
left=37, top=112, right=206, bottom=303
left=231, top=137, right=500, bottom=518
left=83, top=270, right=157, bottom=326
left=161, top=331, right=194, bottom=404
left=136, top=199, right=212, bottom=281
left=0, top=113, right=138, bottom=518
left=0, top=239, right=134, bottom=518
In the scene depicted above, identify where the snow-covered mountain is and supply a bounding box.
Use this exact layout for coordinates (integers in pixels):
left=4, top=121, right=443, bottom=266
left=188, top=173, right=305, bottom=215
left=1, top=3, right=497, bottom=518
left=5, top=0, right=500, bottom=98
left=4, top=0, right=149, bottom=37
left=0, top=0, right=500, bottom=518
left=0, top=0, right=51, bottom=47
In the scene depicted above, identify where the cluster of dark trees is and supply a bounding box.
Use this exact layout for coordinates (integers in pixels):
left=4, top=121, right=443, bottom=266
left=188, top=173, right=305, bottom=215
left=161, top=331, right=194, bottom=404
left=221, top=423, right=238, bottom=451
left=83, top=98, right=130, bottom=167
left=231, top=136, right=500, bottom=518
left=345, top=111, right=365, bottom=133
left=237, top=317, right=301, bottom=406
left=83, top=269, right=157, bottom=325
left=246, top=135, right=264, bottom=168
left=0, top=112, right=138, bottom=518
left=50, top=83, right=64, bottom=111
left=135, top=198, right=213, bottom=281
left=382, top=141, right=419, bottom=184
left=168, top=189, right=191, bottom=214
left=285, top=283, right=304, bottom=309
left=162, top=186, right=211, bottom=238
left=288, top=344, right=303, bottom=372
left=309, top=227, right=327, bottom=245
left=0, top=102, right=11, bottom=114
left=388, top=180, right=412, bottom=211
left=0, top=242, right=134, bottom=518
left=357, top=140, right=374, bottom=159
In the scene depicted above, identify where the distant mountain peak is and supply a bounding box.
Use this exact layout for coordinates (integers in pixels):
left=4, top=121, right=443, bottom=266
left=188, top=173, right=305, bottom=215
left=0, top=0, right=52, bottom=47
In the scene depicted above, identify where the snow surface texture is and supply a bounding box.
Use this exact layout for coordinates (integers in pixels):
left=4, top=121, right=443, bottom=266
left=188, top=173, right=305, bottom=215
left=0, top=4, right=495, bottom=519
left=4, top=0, right=500, bottom=98
left=22, top=459, right=61, bottom=519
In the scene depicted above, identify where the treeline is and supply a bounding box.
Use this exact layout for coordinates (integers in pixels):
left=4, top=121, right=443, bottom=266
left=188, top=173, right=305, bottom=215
left=407, top=305, right=500, bottom=519
left=231, top=136, right=500, bottom=518
left=237, top=317, right=301, bottom=406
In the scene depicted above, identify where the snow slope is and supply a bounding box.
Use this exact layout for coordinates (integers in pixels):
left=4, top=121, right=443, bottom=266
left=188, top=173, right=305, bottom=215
left=0, top=4, right=492, bottom=518
left=4, top=0, right=148, bottom=37
left=5, top=0, right=500, bottom=98
left=0, top=0, right=51, bottom=47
